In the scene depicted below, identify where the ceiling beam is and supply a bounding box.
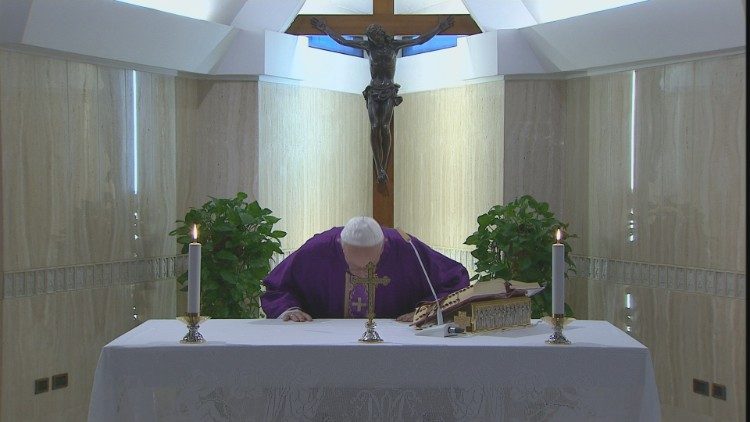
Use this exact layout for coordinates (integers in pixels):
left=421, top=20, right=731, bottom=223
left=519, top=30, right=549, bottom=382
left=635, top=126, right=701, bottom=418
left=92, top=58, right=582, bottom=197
left=287, top=14, right=481, bottom=35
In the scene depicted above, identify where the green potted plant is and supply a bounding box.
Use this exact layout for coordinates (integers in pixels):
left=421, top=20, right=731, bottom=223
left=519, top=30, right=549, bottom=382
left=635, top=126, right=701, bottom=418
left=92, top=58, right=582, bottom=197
left=464, top=195, right=576, bottom=318
left=169, top=192, right=286, bottom=318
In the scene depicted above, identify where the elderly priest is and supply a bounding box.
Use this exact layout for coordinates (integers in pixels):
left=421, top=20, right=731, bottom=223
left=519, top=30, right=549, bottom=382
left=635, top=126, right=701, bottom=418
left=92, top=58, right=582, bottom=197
left=261, top=217, right=469, bottom=322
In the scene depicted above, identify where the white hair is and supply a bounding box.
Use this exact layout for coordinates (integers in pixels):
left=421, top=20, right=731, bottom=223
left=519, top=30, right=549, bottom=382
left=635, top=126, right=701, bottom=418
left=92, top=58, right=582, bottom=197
left=340, top=216, right=384, bottom=247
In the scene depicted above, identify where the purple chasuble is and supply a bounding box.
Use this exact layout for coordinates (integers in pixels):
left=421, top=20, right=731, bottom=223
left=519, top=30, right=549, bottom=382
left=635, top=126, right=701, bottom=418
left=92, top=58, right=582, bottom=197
left=261, top=227, right=469, bottom=319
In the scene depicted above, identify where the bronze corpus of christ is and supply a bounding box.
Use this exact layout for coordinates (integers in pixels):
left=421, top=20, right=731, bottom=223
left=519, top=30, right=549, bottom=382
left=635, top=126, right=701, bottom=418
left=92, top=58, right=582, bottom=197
left=311, top=16, right=455, bottom=184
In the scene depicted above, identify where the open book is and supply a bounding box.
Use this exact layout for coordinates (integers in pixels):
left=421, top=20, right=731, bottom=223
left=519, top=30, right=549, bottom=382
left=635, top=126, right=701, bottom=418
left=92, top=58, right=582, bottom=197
left=412, top=279, right=544, bottom=327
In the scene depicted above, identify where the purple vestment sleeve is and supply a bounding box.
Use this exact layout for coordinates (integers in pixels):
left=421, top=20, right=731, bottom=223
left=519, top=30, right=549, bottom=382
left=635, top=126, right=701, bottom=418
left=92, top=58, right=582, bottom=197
left=408, top=235, right=470, bottom=303
left=260, top=251, right=303, bottom=319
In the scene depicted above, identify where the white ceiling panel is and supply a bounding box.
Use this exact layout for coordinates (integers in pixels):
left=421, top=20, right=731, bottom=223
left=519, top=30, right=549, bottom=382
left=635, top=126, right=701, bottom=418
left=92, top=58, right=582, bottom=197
left=23, top=0, right=232, bottom=72
left=463, top=0, right=537, bottom=31
left=232, top=0, right=306, bottom=33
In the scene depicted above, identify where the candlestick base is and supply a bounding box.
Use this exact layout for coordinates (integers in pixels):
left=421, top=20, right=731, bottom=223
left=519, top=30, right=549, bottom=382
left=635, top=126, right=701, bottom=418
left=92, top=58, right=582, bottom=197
left=544, top=314, right=571, bottom=345
left=359, top=320, right=384, bottom=343
left=177, top=313, right=210, bottom=344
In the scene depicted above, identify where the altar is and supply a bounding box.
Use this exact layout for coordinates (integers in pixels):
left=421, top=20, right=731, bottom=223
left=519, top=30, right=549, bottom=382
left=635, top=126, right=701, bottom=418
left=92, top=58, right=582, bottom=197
left=88, top=319, right=660, bottom=421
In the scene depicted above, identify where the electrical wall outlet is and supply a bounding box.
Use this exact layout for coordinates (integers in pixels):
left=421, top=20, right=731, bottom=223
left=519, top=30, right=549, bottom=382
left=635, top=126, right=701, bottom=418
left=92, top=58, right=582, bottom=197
left=692, top=378, right=709, bottom=396
left=34, top=378, right=49, bottom=394
left=51, top=373, right=68, bottom=390
left=711, top=383, right=727, bottom=400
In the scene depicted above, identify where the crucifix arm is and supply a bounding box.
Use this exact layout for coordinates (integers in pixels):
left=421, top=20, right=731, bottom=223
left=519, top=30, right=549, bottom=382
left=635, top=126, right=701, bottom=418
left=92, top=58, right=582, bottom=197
left=394, top=15, right=455, bottom=49
left=310, top=17, right=368, bottom=50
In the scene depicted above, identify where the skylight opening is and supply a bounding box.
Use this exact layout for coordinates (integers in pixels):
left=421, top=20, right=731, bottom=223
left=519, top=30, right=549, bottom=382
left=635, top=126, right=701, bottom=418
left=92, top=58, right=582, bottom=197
left=307, top=35, right=365, bottom=57
left=117, top=0, right=218, bottom=22
left=522, top=0, right=648, bottom=25
left=401, top=35, right=461, bottom=57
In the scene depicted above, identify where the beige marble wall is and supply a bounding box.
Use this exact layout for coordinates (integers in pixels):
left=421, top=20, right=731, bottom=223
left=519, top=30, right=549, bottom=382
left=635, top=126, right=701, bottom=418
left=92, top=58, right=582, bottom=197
left=0, top=52, right=178, bottom=270
left=503, top=80, right=565, bottom=215
left=175, top=78, right=260, bottom=217
left=394, top=81, right=504, bottom=250
left=1, top=279, right=175, bottom=421
left=582, top=55, right=746, bottom=272
left=1, top=52, right=73, bottom=270
left=0, top=50, right=178, bottom=422
left=258, top=82, right=372, bottom=251
left=568, top=53, right=746, bottom=422
left=562, top=77, right=590, bottom=256
left=585, top=71, right=635, bottom=262
left=136, top=71, right=177, bottom=258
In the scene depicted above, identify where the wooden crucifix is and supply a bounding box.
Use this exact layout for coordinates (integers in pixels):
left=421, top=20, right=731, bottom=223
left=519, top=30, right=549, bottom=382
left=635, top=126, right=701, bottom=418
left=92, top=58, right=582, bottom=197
left=289, top=0, right=480, bottom=227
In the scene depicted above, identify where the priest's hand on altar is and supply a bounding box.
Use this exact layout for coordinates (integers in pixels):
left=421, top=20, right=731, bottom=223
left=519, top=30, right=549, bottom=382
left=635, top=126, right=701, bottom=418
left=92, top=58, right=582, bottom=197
left=280, top=308, right=313, bottom=322
left=395, top=312, right=414, bottom=323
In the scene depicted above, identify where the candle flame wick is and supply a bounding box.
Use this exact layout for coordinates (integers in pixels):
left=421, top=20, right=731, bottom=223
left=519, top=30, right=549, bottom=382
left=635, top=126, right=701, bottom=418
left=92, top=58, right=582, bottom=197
left=556, top=229, right=562, bottom=242
left=192, top=224, right=198, bottom=241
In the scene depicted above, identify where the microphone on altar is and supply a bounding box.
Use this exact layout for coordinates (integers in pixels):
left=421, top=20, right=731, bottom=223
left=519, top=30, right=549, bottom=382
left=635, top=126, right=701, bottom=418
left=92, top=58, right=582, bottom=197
left=397, top=229, right=463, bottom=337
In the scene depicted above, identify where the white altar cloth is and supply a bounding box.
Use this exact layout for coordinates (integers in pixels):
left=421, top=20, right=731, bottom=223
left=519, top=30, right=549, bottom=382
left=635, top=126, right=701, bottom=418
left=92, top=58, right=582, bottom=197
left=88, top=319, right=660, bottom=421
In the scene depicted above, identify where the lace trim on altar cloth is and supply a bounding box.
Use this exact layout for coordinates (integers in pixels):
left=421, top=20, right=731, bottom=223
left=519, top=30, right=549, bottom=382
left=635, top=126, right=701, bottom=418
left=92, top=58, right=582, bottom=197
left=151, top=385, right=593, bottom=422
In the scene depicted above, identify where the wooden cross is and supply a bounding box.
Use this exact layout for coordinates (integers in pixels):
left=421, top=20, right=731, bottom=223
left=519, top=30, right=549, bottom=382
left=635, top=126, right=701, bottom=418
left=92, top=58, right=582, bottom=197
left=287, top=1, right=480, bottom=227
left=287, top=0, right=481, bottom=36
left=350, top=262, right=391, bottom=322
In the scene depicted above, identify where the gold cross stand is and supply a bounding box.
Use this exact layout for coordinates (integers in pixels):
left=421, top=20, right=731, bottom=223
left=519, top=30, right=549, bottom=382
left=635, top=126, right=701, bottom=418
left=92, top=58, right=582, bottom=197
left=351, top=262, right=390, bottom=342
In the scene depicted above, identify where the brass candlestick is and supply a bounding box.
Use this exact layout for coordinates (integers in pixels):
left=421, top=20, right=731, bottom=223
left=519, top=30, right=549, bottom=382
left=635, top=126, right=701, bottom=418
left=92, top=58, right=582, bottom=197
left=177, top=312, right=210, bottom=344
left=544, top=314, right=571, bottom=345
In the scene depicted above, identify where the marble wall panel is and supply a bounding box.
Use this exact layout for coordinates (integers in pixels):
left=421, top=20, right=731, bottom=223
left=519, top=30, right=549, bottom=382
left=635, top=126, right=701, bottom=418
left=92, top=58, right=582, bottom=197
left=586, top=279, right=626, bottom=327
left=577, top=56, right=746, bottom=422
left=585, top=71, right=634, bottom=262
left=625, top=284, right=674, bottom=407
left=503, top=80, right=565, bottom=216
left=96, top=67, right=132, bottom=261
left=562, top=77, right=590, bottom=256
left=0, top=279, right=175, bottom=422
left=1, top=53, right=177, bottom=270
left=690, top=55, right=746, bottom=273
left=135, top=72, right=176, bottom=258
left=67, top=62, right=101, bottom=263
left=666, top=291, right=715, bottom=417
left=565, top=276, right=588, bottom=319
left=634, top=63, right=692, bottom=272
left=711, top=296, right=746, bottom=421
left=394, top=81, right=504, bottom=250
left=258, top=82, right=371, bottom=251
left=175, top=78, right=260, bottom=218
left=1, top=51, right=72, bottom=271
left=583, top=54, right=746, bottom=272
left=1, top=50, right=180, bottom=422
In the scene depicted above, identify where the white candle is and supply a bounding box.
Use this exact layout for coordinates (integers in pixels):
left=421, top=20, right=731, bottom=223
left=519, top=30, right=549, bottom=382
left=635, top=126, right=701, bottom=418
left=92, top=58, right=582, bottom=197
left=188, top=224, right=201, bottom=314
left=552, top=229, right=564, bottom=315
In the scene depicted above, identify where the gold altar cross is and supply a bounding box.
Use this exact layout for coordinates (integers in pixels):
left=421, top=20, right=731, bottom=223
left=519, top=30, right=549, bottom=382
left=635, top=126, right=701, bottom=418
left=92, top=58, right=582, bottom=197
left=350, top=262, right=390, bottom=322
